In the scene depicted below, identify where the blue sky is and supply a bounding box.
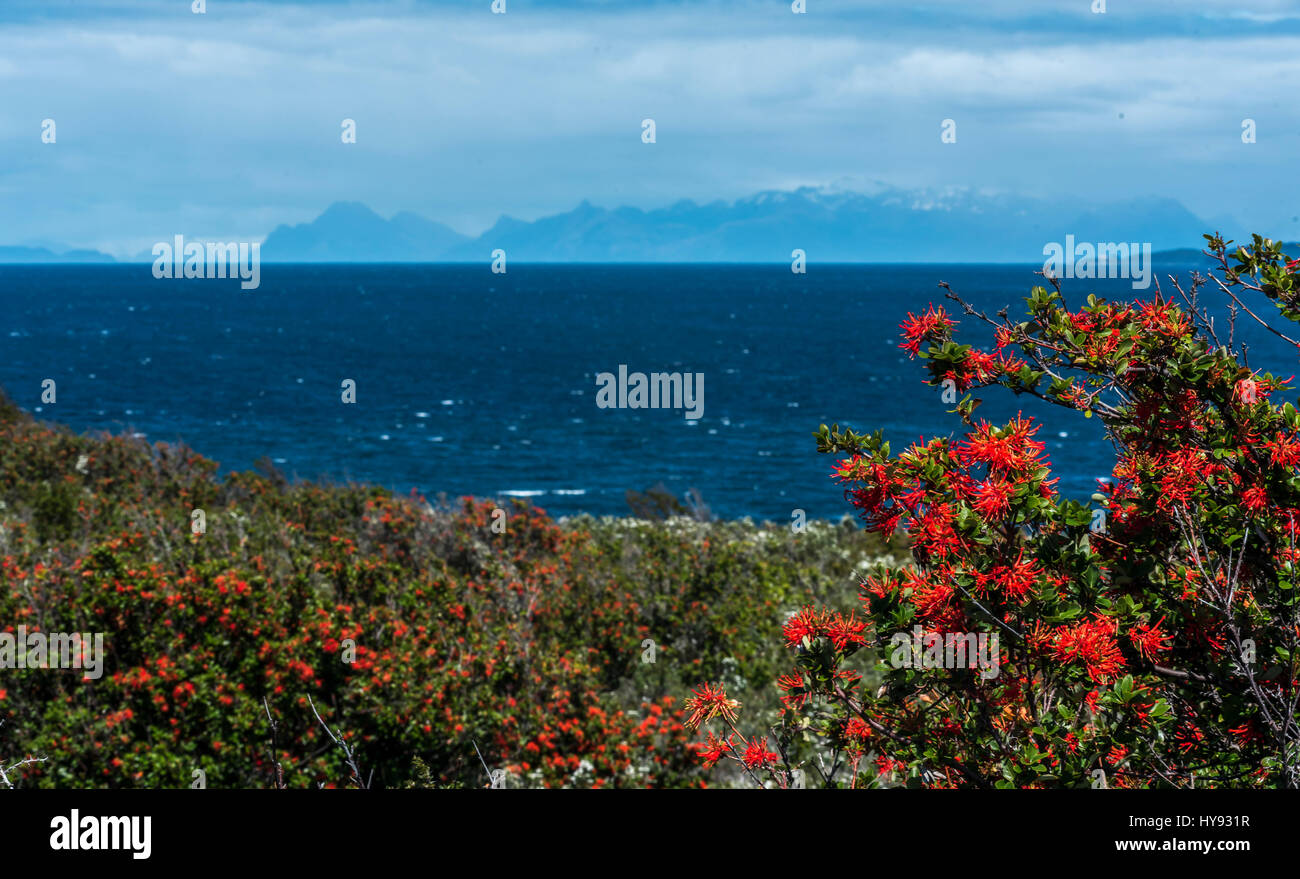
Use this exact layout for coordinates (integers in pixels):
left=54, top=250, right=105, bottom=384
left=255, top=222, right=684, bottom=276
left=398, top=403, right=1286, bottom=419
left=3, top=0, right=1299, bottom=257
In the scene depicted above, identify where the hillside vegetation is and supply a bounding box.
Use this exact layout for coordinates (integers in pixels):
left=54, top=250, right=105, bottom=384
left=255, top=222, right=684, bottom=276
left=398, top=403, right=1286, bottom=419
left=0, top=390, right=895, bottom=788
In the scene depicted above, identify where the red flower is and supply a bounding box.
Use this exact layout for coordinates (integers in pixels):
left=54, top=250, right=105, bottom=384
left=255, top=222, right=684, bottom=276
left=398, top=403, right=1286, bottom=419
left=845, top=717, right=873, bottom=745
left=824, top=611, right=868, bottom=651
left=741, top=737, right=778, bottom=769
left=904, top=568, right=957, bottom=625
left=1050, top=615, right=1126, bottom=683
left=783, top=607, right=867, bottom=651
left=1229, top=720, right=1264, bottom=746
left=875, top=753, right=906, bottom=775
left=1263, top=431, right=1300, bottom=469
left=898, top=305, right=954, bottom=357
left=783, top=606, right=829, bottom=648
left=684, top=682, right=740, bottom=730
left=965, top=349, right=1002, bottom=382
left=974, top=550, right=1041, bottom=603
left=1128, top=617, right=1172, bottom=661
left=1241, top=484, right=1268, bottom=513
left=913, top=502, right=962, bottom=559
left=777, top=671, right=809, bottom=708
left=699, top=732, right=733, bottom=768
left=971, top=477, right=1015, bottom=520
left=954, top=417, right=1048, bottom=476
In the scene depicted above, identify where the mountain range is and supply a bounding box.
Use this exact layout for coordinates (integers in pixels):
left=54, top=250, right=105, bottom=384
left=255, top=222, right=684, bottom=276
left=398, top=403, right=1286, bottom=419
left=0, top=245, right=126, bottom=264
left=0, top=186, right=1253, bottom=264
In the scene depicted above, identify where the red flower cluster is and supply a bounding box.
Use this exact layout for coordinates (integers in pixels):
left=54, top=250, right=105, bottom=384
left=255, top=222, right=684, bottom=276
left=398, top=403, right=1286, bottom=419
left=899, top=305, right=955, bottom=357
left=782, top=606, right=868, bottom=651
left=1037, top=615, right=1126, bottom=684
left=684, top=682, right=740, bottom=730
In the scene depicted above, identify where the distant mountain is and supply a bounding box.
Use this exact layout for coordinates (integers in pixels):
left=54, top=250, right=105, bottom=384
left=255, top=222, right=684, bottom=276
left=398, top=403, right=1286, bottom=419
left=0, top=188, right=1244, bottom=264
left=438, top=189, right=1220, bottom=263
left=260, top=201, right=470, bottom=262
left=0, top=245, right=115, bottom=264
left=262, top=189, right=1225, bottom=263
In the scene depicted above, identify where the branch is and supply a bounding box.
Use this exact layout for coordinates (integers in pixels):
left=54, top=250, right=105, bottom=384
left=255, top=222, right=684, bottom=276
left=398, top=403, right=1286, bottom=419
left=307, top=694, right=368, bottom=789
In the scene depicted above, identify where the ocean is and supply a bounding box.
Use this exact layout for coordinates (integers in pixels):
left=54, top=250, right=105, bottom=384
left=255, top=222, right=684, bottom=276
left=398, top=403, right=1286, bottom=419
left=1, top=261, right=1285, bottom=520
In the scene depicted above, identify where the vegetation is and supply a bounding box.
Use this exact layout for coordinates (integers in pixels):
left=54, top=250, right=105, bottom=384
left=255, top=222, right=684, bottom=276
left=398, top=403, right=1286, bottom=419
left=688, top=234, right=1300, bottom=788
left=18, top=234, right=1299, bottom=790
left=0, top=394, right=896, bottom=788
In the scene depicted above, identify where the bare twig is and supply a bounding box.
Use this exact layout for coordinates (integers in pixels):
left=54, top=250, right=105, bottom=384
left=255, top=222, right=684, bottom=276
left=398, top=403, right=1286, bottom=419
left=0, top=720, right=47, bottom=789
left=263, top=697, right=286, bottom=790
left=307, top=694, right=368, bottom=789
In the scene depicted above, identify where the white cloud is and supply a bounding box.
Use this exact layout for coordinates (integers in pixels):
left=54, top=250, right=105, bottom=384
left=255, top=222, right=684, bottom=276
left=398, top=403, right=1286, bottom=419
left=0, top=0, right=1296, bottom=253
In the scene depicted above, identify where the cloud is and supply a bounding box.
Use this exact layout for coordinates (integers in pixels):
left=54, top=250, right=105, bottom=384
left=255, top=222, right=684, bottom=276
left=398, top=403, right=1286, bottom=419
left=0, top=0, right=1296, bottom=255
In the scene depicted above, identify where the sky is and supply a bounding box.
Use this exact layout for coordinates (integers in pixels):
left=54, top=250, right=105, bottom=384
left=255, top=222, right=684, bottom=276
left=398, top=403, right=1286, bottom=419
left=2, top=0, right=1298, bottom=258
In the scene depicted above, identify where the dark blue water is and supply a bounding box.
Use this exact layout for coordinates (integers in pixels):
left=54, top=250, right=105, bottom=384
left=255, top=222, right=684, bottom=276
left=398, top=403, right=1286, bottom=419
left=1, top=262, right=1287, bottom=520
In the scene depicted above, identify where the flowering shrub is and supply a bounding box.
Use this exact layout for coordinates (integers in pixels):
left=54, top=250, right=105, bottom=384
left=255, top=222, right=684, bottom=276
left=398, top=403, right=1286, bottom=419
left=690, top=234, right=1300, bottom=788
left=0, top=395, right=891, bottom=788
